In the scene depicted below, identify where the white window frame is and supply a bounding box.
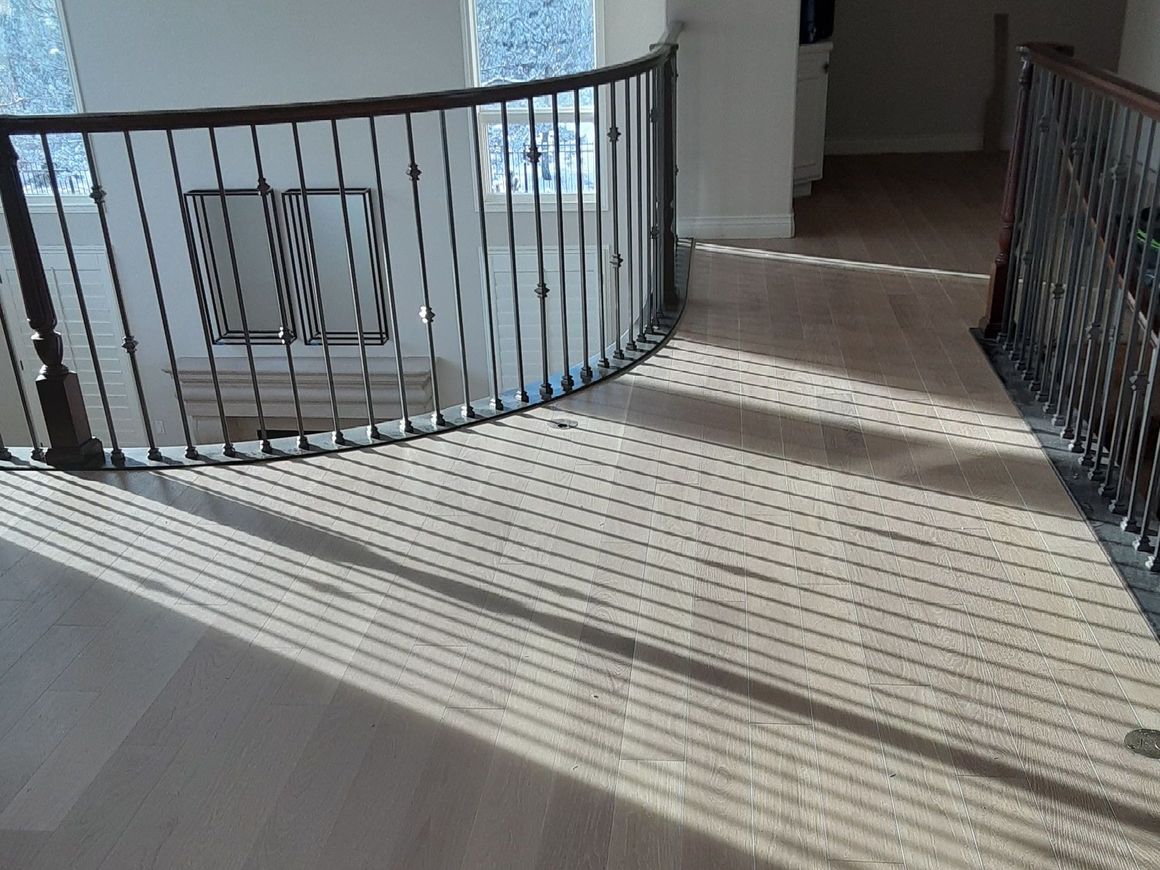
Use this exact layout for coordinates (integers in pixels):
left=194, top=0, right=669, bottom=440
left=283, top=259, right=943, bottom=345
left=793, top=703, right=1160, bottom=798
left=3, top=0, right=93, bottom=210
left=462, top=0, right=604, bottom=210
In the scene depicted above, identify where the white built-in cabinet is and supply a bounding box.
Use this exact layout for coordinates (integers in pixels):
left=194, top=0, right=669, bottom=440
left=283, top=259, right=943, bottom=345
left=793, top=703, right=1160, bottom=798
left=794, top=41, right=833, bottom=197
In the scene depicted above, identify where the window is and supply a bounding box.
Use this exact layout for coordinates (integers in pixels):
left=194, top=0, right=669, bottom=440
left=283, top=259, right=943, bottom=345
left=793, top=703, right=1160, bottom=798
left=467, top=0, right=600, bottom=201
left=0, top=0, right=89, bottom=196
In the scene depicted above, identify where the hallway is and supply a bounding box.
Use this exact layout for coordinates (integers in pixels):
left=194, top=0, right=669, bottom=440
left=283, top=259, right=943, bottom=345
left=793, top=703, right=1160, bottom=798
left=0, top=158, right=1157, bottom=868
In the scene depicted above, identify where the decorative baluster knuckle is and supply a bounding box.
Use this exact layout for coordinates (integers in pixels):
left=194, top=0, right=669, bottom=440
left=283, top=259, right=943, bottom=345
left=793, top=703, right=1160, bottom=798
left=407, top=162, right=422, bottom=182
left=534, top=282, right=550, bottom=299
left=419, top=304, right=436, bottom=324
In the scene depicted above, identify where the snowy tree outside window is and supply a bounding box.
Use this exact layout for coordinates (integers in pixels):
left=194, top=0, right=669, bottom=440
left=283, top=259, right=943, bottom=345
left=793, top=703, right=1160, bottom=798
left=0, top=0, right=89, bottom=196
left=470, top=0, right=599, bottom=199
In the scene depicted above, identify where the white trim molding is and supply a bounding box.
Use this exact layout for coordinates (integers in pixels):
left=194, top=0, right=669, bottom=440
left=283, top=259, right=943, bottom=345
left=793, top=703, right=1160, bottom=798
left=678, top=213, right=795, bottom=241
left=825, top=133, right=985, bottom=156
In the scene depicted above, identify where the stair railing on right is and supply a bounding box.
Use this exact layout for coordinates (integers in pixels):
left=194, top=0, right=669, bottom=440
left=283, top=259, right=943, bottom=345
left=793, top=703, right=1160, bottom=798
left=982, top=44, right=1160, bottom=567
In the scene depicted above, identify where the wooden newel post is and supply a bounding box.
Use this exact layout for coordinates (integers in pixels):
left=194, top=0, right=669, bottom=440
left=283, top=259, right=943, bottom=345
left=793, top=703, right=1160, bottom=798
left=981, top=49, right=1034, bottom=337
left=0, top=135, right=102, bottom=467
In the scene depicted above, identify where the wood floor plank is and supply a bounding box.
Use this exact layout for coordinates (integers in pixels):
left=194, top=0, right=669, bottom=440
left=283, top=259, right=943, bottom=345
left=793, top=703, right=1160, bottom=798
left=679, top=600, right=752, bottom=870
left=0, top=607, right=206, bottom=832
left=870, top=684, right=981, bottom=869
left=241, top=702, right=380, bottom=870
left=751, top=724, right=824, bottom=868
left=0, top=690, right=98, bottom=811
left=0, top=830, right=47, bottom=870
left=800, top=586, right=902, bottom=864
left=316, top=644, right=467, bottom=869
left=0, top=625, right=97, bottom=743
left=385, top=706, right=504, bottom=870
left=606, top=759, right=684, bottom=870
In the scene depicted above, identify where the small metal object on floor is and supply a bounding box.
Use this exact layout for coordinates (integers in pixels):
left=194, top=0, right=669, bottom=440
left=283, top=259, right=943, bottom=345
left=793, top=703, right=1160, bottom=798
left=1125, top=729, right=1160, bottom=759
left=548, top=419, right=579, bottom=430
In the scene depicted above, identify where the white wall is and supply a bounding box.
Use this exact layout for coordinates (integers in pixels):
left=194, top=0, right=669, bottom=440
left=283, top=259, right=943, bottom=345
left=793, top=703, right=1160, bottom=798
left=826, top=0, right=1127, bottom=155
left=1119, top=0, right=1160, bottom=91
left=666, top=0, right=800, bottom=239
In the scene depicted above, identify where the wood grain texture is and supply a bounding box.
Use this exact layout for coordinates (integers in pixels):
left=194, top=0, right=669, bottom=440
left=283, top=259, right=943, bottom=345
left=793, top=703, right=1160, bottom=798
left=0, top=154, right=1154, bottom=869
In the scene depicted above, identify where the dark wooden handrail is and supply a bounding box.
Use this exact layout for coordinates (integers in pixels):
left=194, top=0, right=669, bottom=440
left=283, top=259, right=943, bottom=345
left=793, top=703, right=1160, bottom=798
left=1025, top=42, right=1160, bottom=123
left=0, top=28, right=683, bottom=136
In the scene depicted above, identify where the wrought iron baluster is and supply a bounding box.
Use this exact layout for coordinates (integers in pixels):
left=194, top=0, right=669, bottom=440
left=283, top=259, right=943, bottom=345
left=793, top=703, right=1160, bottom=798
left=635, top=73, right=646, bottom=344
left=368, top=116, right=415, bottom=434
left=527, top=98, right=553, bottom=400
left=661, top=45, right=679, bottom=307
left=609, top=84, right=624, bottom=360
left=1072, top=112, right=1141, bottom=459
left=439, top=109, right=476, bottom=418
left=1061, top=102, right=1128, bottom=443
left=1026, top=79, right=1074, bottom=393
left=551, top=93, right=573, bottom=391
left=1113, top=176, right=1160, bottom=512
left=593, top=87, right=609, bottom=368
left=207, top=127, right=271, bottom=453
left=250, top=125, right=308, bottom=450
left=291, top=122, right=345, bottom=444
left=1080, top=113, right=1146, bottom=467
left=623, top=78, right=637, bottom=354
left=404, top=113, right=447, bottom=426
left=1003, top=68, right=1047, bottom=348
left=647, top=68, right=657, bottom=332
left=167, top=130, right=232, bottom=455
left=331, top=119, right=380, bottom=439
left=1041, top=88, right=1095, bottom=413
left=469, top=108, right=504, bottom=408
left=500, top=102, right=529, bottom=402
left=40, top=133, right=119, bottom=463
left=1010, top=71, right=1051, bottom=364
left=90, top=132, right=163, bottom=460
left=1054, top=96, right=1114, bottom=429
left=573, top=87, right=593, bottom=382
left=1089, top=118, right=1158, bottom=483
left=1121, top=218, right=1160, bottom=533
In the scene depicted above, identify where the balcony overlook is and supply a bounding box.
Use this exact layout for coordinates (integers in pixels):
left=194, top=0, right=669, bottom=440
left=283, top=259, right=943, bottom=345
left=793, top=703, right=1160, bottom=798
left=1, top=10, right=1160, bottom=869
left=2, top=170, right=1159, bottom=865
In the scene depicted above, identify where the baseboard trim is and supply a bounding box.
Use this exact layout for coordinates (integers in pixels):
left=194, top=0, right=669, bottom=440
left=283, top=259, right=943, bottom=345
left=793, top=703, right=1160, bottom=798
left=679, top=213, right=795, bottom=240
left=825, top=133, right=985, bottom=156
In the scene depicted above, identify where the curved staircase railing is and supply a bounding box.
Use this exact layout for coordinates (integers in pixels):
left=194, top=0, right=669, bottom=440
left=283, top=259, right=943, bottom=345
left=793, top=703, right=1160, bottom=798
left=0, top=23, right=683, bottom=470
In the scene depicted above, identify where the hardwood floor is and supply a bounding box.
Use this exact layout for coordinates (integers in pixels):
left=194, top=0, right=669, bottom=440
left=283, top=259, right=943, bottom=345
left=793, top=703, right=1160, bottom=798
left=1, top=154, right=1159, bottom=868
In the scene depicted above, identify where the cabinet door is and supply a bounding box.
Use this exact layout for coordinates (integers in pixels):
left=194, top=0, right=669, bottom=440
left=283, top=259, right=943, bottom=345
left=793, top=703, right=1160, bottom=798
left=795, top=53, right=830, bottom=184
